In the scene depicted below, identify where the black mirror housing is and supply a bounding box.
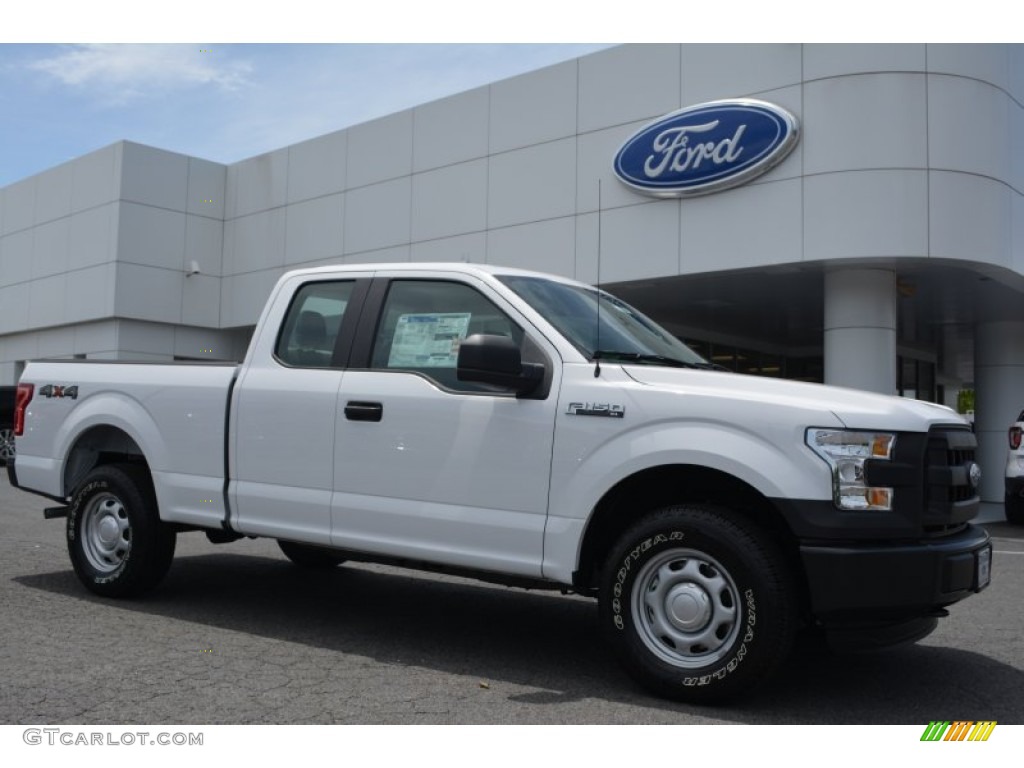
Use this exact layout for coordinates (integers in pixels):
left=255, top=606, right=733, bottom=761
left=457, top=334, right=543, bottom=394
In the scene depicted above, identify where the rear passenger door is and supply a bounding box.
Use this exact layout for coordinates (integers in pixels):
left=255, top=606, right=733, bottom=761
left=331, top=275, right=561, bottom=577
left=232, top=276, right=368, bottom=544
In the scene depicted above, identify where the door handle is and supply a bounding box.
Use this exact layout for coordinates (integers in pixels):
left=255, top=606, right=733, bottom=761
left=344, top=401, right=383, bottom=422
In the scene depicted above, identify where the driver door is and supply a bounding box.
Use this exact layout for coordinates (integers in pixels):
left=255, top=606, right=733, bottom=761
left=331, top=277, right=560, bottom=576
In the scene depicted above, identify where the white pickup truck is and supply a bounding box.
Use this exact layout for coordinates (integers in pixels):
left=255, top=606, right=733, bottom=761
left=8, top=263, right=992, bottom=702
left=1007, top=410, right=1024, bottom=524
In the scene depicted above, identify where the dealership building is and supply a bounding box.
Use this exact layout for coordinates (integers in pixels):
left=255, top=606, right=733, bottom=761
left=1, top=43, right=1022, bottom=500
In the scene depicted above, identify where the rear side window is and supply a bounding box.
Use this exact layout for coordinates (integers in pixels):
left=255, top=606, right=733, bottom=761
left=275, top=281, right=355, bottom=368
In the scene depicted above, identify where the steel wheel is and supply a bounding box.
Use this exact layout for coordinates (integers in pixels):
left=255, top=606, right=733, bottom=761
left=0, top=427, right=14, bottom=464
left=80, top=492, right=132, bottom=573
left=600, top=504, right=798, bottom=702
left=631, top=548, right=741, bottom=668
left=67, top=464, right=175, bottom=597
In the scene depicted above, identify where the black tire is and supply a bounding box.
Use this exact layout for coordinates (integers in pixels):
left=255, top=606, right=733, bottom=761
left=0, top=426, right=14, bottom=466
left=599, top=504, right=798, bottom=703
left=277, top=540, right=346, bottom=569
left=67, top=464, right=176, bottom=598
left=1006, top=493, right=1024, bottom=525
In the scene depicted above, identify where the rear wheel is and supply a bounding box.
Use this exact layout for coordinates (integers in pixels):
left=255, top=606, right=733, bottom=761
left=599, top=504, right=798, bottom=703
left=277, top=540, right=346, bottom=569
left=67, top=464, right=176, bottom=597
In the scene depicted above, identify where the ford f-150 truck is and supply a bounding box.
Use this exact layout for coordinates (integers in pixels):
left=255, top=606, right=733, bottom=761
left=7, top=263, right=992, bottom=702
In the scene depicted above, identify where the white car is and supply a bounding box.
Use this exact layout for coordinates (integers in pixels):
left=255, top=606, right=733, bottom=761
left=1007, top=411, right=1024, bottom=524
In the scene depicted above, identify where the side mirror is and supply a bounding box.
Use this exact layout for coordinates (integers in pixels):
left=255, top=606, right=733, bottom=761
left=457, top=334, right=544, bottom=395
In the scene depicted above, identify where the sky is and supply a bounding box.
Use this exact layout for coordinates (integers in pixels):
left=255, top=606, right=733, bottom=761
left=0, top=1, right=1006, bottom=189
left=0, top=43, right=611, bottom=188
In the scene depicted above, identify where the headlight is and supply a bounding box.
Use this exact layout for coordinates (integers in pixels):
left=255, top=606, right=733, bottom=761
left=806, top=429, right=896, bottom=511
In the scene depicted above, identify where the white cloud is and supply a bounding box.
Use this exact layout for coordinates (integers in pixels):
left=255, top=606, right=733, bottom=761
left=28, top=44, right=252, bottom=101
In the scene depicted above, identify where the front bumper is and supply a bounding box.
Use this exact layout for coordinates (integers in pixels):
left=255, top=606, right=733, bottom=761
left=800, top=523, right=991, bottom=618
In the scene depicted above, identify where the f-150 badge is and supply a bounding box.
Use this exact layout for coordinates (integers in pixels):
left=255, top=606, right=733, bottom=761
left=39, top=384, right=79, bottom=400
left=567, top=402, right=625, bottom=418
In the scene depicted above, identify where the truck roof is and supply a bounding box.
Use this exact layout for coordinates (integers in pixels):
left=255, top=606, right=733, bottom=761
left=278, top=262, right=591, bottom=287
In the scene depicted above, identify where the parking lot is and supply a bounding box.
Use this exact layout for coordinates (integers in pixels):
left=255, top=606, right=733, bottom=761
left=1, top=473, right=1021, bottom=725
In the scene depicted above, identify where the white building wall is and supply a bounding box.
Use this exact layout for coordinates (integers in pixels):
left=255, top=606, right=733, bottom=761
left=206, top=43, right=1022, bottom=331
left=0, top=141, right=229, bottom=377
left=1, top=43, right=1022, bottom=385
left=1, top=144, right=122, bottom=339
left=116, top=142, right=227, bottom=331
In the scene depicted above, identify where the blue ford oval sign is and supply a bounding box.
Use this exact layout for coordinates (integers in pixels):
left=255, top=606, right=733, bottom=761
left=613, top=99, right=800, bottom=198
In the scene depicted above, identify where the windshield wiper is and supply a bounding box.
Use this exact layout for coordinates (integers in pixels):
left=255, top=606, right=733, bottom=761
left=592, top=351, right=707, bottom=369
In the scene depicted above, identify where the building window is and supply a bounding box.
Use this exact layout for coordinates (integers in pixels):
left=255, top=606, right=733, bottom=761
left=682, top=338, right=821, bottom=382
left=898, top=357, right=936, bottom=402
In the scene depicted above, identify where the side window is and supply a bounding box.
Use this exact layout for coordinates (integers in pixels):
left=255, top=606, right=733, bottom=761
left=275, top=281, right=355, bottom=368
left=371, top=280, right=522, bottom=391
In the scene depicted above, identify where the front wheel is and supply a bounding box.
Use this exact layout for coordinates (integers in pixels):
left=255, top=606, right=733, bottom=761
left=67, top=464, right=176, bottom=597
left=599, top=504, right=798, bottom=703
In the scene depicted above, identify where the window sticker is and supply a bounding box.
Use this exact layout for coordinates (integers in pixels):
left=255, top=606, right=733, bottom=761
left=388, top=313, right=471, bottom=368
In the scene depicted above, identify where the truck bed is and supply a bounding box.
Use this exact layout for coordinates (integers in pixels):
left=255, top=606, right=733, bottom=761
left=14, top=360, right=238, bottom=530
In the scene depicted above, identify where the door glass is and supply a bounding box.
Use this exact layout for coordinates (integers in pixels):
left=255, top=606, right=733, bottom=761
left=275, top=281, right=355, bottom=368
left=371, top=280, right=522, bottom=391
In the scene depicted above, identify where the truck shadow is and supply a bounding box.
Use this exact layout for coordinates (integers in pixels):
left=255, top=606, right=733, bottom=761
left=14, top=550, right=1024, bottom=724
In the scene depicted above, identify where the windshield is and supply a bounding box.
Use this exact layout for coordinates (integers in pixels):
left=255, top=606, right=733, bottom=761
left=498, top=275, right=709, bottom=366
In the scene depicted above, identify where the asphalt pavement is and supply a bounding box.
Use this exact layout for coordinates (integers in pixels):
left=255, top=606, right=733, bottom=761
left=1, top=473, right=1021, bottom=725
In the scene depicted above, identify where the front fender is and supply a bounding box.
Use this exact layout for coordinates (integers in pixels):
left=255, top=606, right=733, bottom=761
left=541, top=419, right=838, bottom=583
left=558, top=420, right=833, bottom=518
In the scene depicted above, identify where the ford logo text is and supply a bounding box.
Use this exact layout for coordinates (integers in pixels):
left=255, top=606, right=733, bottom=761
left=612, top=99, right=800, bottom=198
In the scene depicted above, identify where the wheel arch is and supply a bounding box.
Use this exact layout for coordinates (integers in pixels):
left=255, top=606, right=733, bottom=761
left=573, top=464, right=805, bottom=602
left=63, top=425, right=150, bottom=497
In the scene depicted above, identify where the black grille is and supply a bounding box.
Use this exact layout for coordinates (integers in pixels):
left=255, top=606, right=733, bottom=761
left=924, top=426, right=979, bottom=525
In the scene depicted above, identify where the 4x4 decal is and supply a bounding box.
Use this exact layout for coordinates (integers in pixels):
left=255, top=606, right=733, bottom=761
left=39, top=385, right=79, bottom=400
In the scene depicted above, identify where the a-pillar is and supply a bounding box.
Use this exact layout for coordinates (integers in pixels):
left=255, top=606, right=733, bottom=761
left=824, top=268, right=897, bottom=395
left=974, top=321, right=1024, bottom=502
